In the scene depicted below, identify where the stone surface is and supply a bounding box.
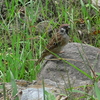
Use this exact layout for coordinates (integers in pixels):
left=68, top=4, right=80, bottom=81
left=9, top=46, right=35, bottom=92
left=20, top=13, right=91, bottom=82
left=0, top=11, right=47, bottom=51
left=35, top=21, right=53, bottom=35
left=38, top=43, right=100, bottom=87
left=92, top=0, right=100, bottom=6
left=20, top=88, right=54, bottom=100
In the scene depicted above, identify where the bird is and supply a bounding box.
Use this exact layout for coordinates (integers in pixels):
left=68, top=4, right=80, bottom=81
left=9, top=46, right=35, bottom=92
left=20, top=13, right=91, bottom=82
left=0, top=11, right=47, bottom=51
left=35, top=24, right=70, bottom=66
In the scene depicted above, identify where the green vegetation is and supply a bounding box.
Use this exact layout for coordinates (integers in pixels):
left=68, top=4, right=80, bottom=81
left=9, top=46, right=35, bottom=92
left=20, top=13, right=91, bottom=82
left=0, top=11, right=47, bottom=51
left=0, top=0, right=100, bottom=99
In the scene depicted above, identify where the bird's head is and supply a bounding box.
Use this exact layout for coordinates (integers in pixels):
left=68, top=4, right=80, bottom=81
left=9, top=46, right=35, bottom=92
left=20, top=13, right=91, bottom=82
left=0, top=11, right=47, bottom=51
left=59, top=24, right=70, bottom=35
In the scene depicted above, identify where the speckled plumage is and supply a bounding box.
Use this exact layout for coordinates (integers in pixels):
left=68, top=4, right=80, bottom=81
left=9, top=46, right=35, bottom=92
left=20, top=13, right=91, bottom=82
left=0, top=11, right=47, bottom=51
left=35, top=24, right=70, bottom=66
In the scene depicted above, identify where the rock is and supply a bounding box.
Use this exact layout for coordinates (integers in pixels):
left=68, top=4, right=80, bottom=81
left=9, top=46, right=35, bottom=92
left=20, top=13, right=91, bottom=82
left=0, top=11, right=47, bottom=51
left=0, top=80, right=57, bottom=100
left=92, top=0, right=100, bottom=6
left=20, top=88, right=55, bottom=100
left=38, top=43, right=100, bottom=87
left=35, top=21, right=53, bottom=36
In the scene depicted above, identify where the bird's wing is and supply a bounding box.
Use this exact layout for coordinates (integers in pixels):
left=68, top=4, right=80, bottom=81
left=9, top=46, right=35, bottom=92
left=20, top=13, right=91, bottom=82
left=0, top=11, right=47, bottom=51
left=46, top=33, right=63, bottom=51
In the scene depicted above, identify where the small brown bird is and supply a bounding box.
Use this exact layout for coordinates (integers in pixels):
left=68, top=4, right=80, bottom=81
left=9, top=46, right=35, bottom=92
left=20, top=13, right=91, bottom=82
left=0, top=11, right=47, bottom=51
left=35, top=24, right=70, bottom=66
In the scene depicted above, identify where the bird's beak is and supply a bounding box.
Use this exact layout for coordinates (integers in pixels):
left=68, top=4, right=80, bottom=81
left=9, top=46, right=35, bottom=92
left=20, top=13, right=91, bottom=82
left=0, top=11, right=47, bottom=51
left=68, top=25, right=70, bottom=29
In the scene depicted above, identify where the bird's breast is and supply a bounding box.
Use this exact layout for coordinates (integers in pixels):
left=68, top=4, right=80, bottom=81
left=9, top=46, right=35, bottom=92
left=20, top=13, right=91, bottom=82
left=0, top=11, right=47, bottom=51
left=61, top=35, right=69, bottom=46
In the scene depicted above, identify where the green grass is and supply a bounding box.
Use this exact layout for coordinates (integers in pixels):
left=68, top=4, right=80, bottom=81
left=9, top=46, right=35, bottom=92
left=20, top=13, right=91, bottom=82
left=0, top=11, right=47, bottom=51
left=0, top=0, right=100, bottom=99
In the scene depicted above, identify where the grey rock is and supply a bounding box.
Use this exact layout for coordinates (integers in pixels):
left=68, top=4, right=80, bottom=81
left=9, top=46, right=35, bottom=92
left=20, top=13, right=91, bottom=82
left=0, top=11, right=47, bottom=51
left=20, top=88, right=54, bottom=100
left=35, top=21, right=53, bottom=34
left=38, top=43, right=100, bottom=87
left=92, top=0, right=100, bottom=6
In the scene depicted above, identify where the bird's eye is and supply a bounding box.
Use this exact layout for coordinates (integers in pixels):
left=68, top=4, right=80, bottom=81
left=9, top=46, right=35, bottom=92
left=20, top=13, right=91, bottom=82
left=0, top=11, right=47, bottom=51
left=60, top=28, right=65, bottom=33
